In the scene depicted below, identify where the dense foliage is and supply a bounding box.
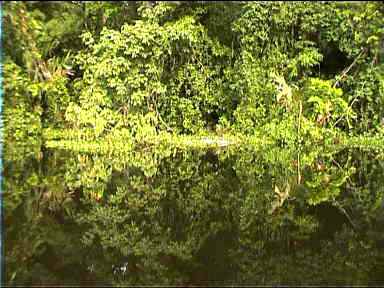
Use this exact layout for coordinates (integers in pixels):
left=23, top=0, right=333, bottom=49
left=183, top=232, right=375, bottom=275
left=2, top=2, right=384, bottom=286
left=2, top=1, right=384, bottom=144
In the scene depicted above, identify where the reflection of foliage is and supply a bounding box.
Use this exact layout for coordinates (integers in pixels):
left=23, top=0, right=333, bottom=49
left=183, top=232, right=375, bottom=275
left=3, top=143, right=90, bottom=285
left=73, top=148, right=241, bottom=285
left=303, top=153, right=356, bottom=206
left=4, top=142, right=384, bottom=285
left=234, top=226, right=380, bottom=286
left=341, top=150, right=384, bottom=231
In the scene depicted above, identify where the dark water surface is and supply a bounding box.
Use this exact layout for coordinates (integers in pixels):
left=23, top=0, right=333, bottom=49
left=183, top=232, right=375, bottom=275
left=3, top=143, right=384, bottom=286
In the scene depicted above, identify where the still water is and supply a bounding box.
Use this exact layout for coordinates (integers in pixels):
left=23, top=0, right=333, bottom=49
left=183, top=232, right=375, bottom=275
left=3, top=142, right=384, bottom=286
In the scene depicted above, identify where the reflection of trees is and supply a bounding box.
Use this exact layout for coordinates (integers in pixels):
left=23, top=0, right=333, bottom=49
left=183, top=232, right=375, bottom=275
left=75, top=148, right=242, bottom=285
left=4, top=143, right=384, bottom=285
left=224, top=144, right=384, bottom=285
left=3, top=141, right=101, bottom=286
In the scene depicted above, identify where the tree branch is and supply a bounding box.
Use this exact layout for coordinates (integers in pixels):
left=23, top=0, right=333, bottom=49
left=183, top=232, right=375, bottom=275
left=333, top=48, right=367, bottom=88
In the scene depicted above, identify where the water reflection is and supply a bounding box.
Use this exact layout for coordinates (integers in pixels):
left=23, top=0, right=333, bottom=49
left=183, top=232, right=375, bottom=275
left=3, top=142, right=384, bottom=286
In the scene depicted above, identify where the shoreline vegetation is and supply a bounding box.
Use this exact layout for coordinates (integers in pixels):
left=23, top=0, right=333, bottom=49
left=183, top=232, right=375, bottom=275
left=3, top=2, right=383, bottom=155
left=42, top=128, right=384, bottom=154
